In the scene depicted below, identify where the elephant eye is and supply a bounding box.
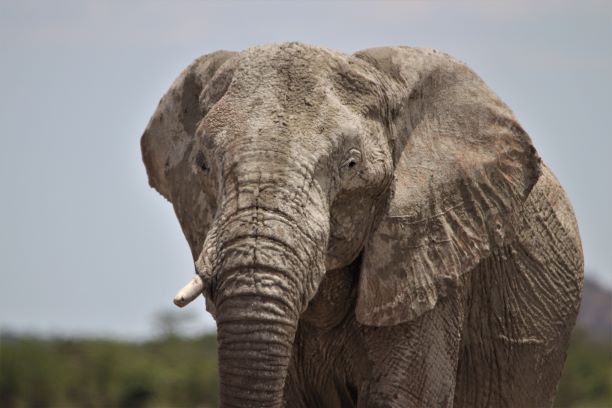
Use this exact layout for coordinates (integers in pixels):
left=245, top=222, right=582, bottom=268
left=341, top=148, right=362, bottom=172
left=195, top=151, right=209, bottom=173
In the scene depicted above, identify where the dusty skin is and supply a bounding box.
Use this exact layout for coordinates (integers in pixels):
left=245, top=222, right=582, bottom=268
left=141, top=43, right=583, bottom=407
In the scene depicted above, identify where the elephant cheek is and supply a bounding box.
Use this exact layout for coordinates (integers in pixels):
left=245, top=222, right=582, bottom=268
left=205, top=297, right=217, bottom=319
left=325, top=253, right=345, bottom=271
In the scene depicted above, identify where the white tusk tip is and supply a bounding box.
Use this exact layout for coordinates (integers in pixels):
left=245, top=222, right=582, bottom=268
left=173, top=296, right=188, bottom=308
left=172, top=275, right=204, bottom=308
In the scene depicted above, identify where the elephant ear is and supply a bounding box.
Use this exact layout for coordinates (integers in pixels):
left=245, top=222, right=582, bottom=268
left=141, top=50, right=237, bottom=259
left=353, top=47, right=541, bottom=326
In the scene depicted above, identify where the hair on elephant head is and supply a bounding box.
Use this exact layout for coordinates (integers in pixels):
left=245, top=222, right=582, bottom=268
left=141, top=43, right=560, bottom=407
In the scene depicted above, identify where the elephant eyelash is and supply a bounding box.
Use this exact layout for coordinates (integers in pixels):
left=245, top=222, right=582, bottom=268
left=341, top=149, right=362, bottom=171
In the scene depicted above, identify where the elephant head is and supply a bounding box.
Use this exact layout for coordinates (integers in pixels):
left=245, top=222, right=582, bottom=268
left=141, top=43, right=540, bottom=406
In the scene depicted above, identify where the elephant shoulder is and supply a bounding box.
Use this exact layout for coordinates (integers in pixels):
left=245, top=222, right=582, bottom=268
left=515, top=164, right=584, bottom=277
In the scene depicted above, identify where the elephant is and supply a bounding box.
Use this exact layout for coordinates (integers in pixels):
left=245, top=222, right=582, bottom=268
left=140, top=42, right=583, bottom=407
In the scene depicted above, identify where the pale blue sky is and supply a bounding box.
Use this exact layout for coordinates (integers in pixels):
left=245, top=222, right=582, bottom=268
left=1, top=1, right=610, bottom=339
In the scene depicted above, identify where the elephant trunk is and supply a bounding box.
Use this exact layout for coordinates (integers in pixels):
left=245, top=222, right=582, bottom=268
left=206, top=175, right=328, bottom=407
left=216, top=295, right=296, bottom=407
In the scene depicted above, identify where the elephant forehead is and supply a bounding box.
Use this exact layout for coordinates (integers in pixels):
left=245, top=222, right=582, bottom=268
left=202, top=91, right=361, bottom=153
left=201, top=97, right=365, bottom=166
left=223, top=44, right=331, bottom=102
left=237, top=43, right=340, bottom=83
left=224, top=43, right=377, bottom=116
left=197, top=43, right=379, bottom=159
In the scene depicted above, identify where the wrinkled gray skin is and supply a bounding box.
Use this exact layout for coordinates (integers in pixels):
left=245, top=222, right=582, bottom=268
left=141, top=43, right=583, bottom=407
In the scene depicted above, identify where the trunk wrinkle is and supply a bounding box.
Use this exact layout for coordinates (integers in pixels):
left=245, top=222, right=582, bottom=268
left=215, top=263, right=303, bottom=299
left=217, top=203, right=323, bottom=254
left=217, top=295, right=298, bottom=408
left=217, top=233, right=314, bottom=274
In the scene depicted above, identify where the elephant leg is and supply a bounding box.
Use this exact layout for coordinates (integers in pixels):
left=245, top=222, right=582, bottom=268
left=454, top=244, right=582, bottom=407
left=284, top=321, right=361, bottom=408
left=455, top=167, right=583, bottom=408
left=283, top=364, right=309, bottom=408
left=358, top=283, right=468, bottom=408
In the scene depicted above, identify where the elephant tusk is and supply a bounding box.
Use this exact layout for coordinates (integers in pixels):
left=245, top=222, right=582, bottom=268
left=173, top=275, right=204, bottom=307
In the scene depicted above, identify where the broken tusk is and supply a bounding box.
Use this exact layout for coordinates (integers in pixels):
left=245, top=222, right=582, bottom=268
left=173, top=275, right=204, bottom=307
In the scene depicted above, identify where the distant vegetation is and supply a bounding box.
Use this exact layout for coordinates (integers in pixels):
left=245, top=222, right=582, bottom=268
left=0, top=333, right=219, bottom=408
left=1, top=278, right=610, bottom=407
left=555, top=329, right=612, bottom=407
left=0, top=328, right=609, bottom=407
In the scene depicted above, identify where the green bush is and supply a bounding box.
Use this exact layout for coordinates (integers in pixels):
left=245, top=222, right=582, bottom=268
left=0, top=329, right=609, bottom=407
left=0, top=334, right=219, bottom=408
left=555, top=329, right=612, bottom=407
